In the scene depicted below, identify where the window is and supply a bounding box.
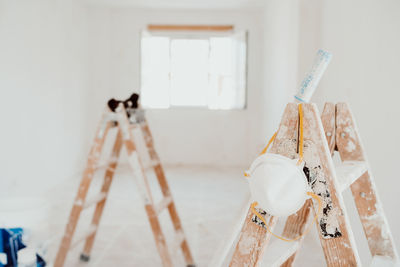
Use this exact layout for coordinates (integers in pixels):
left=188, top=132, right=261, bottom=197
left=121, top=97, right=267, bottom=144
left=140, top=27, right=247, bottom=110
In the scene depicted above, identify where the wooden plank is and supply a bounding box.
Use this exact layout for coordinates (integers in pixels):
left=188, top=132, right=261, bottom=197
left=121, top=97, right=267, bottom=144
left=155, top=196, right=173, bottom=215
left=336, top=102, right=399, bottom=260
left=229, top=103, right=299, bottom=267
left=82, top=192, right=106, bottom=209
left=147, top=24, right=234, bottom=32
left=54, top=112, right=111, bottom=267
left=321, top=102, right=337, bottom=154
left=302, top=103, right=360, bottom=266
left=334, top=161, right=367, bottom=193
left=71, top=224, right=97, bottom=250
left=141, top=122, right=195, bottom=266
left=81, top=129, right=124, bottom=259
left=116, top=106, right=173, bottom=267
left=281, top=103, right=337, bottom=267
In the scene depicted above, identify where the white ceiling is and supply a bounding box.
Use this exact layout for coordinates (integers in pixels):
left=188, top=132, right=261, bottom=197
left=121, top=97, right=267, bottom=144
left=85, top=0, right=265, bottom=9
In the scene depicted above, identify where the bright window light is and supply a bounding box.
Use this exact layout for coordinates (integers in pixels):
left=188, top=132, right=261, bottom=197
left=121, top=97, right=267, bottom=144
left=140, top=30, right=247, bottom=110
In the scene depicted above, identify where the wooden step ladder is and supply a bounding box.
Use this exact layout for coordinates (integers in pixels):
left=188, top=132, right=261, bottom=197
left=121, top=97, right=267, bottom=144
left=229, top=102, right=398, bottom=267
left=54, top=104, right=195, bottom=267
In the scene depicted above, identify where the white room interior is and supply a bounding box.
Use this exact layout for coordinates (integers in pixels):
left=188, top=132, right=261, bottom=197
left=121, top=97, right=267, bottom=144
left=1, top=0, right=400, bottom=266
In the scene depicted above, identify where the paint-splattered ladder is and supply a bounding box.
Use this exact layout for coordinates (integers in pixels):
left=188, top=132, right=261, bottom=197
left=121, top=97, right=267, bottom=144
left=54, top=104, right=195, bottom=267
left=228, top=103, right=398, bottom=267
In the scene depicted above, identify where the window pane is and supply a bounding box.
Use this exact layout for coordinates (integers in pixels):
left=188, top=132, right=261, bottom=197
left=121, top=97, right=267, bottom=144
left=141, top=35, right=170, bottom=108
left=208, top=32, right=247, bottom=109
left=208, top=37, right=234, bottom=109
left=170, top=39, right=209, bottom=106
left=231, top=31, right=247, bottom=109
left=140, top=31, right=247, bottom=110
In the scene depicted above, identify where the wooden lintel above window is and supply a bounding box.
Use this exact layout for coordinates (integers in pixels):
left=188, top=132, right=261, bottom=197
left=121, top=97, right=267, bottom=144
left=147, top=24, right=234, bottom=32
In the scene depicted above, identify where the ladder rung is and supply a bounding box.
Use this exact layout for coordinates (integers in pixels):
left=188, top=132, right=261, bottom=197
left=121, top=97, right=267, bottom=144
left=262, top=239, right=300, bottom=267
left=96, top=163, right=107, bottom=170
left=173, top=230, right=186, bottom=250
left=130, top=124, right=140, bottom=130
left=96, top=159, right=118, bottom=172
left=154, top=196, right=173, bottom=215
left=145, top=160, right=160, bottom=171
left=83, top=193, right=107, bottom=209
left=70, top=225, right=97, bottom=249
left=335, top=161, right=368, bottom=193
left=370, top=256, right=397, bottom=267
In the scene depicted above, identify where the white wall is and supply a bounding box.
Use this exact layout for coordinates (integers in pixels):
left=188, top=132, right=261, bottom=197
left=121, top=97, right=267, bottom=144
left=2, top=0, right=399, bottom=257
left=0, top=0, right=89, bottom=195
left=86, top=7, right=266, bottom=167
left=298, top=0, right=400, bottom=257
left=262, top=0, right=300, bottom=137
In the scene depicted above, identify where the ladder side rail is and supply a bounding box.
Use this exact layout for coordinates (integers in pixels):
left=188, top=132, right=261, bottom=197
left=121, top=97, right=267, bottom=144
left=280, top=102, right=337, bottom=267
left=140, top=121, right=160, bottom=161
left=116, top=106, right=174, bottom=267
left=81, top=129, right=124, bottom=261
left=336, top=102, right=399, bottom=260
left=54, top=111, right=112, bottom=267
left=302, top=103, right=360, bottom=266
left=229, top=103, right=299, bottom=267
left=321, top=102, right=337, bottom=154
left=140, top=120, right=195, bottom=266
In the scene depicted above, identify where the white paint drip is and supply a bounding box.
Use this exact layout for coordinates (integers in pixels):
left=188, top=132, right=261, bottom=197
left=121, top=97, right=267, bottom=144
left=74, top=199, right=83, bottom=206
left=239, top=233, right=257, bottom=255
left=346, top=140, right=356, bottom=152
left=302, top=136, right=342, bottom=239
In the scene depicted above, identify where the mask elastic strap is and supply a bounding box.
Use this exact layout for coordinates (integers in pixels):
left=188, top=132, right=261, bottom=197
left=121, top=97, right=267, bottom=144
left=254, top=103, right=304, bottom=164
left=244, top=131, right=277, bottom=178
left=248, top=104, right=321, bottom=241
left=259, top=131, right=277, bottom=155
left=250, top=191, right=321, bottom=242
left=297, top=103, right=304, bottom=165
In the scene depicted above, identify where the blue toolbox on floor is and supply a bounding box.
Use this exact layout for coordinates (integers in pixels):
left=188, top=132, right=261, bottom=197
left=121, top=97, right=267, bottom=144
left=0, top=228, right=45, bottom=267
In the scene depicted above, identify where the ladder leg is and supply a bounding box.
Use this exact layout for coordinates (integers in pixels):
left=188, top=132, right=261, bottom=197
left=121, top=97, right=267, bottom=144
left=141, top=122, right=195, bottom=266
left=155, top=164, right=195, bottom=266
left=140, top=122, right=158, bottom=160
left=230, top=209, right=277, bottom=267
left=145, top=204, right=174, bottom=267
left=302, top=103, right=360, bottom=267
left=336, top=102, right=399, bottom=260
left=117, top=111, right=173, bottom=267
left=54, top=116, right=111, bottom=267
left=230, top=103, right=299, bottom=267
left=80, top=129, right=123, bottom=261
left=281, top=103, right=337, bottom=267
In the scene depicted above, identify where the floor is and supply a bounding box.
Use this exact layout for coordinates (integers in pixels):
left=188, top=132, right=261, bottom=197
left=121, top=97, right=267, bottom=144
left=39, top=165, right=327, bottom=267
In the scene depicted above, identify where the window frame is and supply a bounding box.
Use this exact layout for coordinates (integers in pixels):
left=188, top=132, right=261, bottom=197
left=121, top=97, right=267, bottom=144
left=139, top=27, right=248, bottom=110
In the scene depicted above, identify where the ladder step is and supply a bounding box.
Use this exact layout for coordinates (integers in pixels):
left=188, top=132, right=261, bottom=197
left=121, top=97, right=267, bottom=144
left=145, top=160, right=160, bottom=171
left=129, top=124, right=140, bottom=130
left=83, top=192, right=107, bottom=209
left=96, top=159, right=118, bottom=172
left=173, top=230, right=186, bottom=250
left=335, top=161, right=368, bottom=193
left=70, top=224, right=97, bottom=249
left=154, top=196, right=173, bottom=215
left=370, top=256, right=398, bottom=267
left=262, top=239, right=300, bottom=267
